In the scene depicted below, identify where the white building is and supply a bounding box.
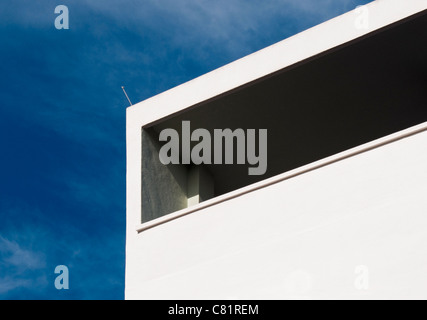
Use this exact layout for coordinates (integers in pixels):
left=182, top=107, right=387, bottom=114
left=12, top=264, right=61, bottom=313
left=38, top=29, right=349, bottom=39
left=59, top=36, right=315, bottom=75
left=126, top=0, right=427, bottom=299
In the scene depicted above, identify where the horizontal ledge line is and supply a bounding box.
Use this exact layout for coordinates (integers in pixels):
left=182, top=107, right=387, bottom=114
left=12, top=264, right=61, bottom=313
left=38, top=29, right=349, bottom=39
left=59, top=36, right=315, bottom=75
left=136, top=121, right=427, bottom=233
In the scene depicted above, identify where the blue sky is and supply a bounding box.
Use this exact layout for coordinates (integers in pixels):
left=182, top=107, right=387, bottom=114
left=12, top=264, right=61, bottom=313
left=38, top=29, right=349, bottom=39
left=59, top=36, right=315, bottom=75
left=0, top=0, right=371, bottom=300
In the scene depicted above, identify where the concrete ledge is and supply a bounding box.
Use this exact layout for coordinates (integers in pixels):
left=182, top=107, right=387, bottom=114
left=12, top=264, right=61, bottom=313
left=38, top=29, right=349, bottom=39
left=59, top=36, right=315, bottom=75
left=136, top=121, right=427, bottom=233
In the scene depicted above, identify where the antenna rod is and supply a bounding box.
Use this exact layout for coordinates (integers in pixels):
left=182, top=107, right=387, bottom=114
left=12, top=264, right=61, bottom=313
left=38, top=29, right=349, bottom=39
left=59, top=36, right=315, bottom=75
left=121, top=86, right=133, bottom=106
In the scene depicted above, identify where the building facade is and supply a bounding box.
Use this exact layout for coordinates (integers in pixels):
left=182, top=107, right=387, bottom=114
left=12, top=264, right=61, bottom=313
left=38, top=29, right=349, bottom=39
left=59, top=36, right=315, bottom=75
left=126, top=1, right=427, bottom=299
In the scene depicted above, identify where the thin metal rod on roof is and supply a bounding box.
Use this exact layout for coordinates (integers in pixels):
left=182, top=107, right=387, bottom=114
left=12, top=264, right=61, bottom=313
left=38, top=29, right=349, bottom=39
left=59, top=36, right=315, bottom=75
left=121, top=86, right=133, bottom=106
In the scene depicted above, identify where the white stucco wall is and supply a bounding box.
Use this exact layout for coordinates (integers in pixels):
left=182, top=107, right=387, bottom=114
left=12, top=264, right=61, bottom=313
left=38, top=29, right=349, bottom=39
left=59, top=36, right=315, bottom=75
left=125, top=0, right=427, bottom=300
left=126, top=126, right=427, bottom=300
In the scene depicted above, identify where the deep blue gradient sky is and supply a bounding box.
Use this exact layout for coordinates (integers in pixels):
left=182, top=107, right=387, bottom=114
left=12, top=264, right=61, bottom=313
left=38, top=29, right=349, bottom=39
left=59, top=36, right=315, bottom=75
left=0, top=0, right=371, bottom=300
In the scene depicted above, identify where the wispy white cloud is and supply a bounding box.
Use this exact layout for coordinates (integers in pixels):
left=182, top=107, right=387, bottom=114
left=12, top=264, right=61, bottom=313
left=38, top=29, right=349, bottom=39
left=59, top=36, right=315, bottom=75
left=73, top=0, right=321, bottom=60
left=0, top=209, right=124, bottom=299
left=0, top=276, right=48, bottom=295
left=0, top=236, right=46, bottom=270
left=0, top=235, right=48, bottom=296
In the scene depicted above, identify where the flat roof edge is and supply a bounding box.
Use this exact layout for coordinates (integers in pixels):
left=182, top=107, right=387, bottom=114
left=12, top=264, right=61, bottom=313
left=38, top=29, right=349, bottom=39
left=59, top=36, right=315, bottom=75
left=127, top=0, right=427, bottom=127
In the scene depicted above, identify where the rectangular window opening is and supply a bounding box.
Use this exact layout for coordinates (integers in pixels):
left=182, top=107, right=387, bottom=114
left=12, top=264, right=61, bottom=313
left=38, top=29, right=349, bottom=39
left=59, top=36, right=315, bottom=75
left=140, top=11, right=427, bottom=224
